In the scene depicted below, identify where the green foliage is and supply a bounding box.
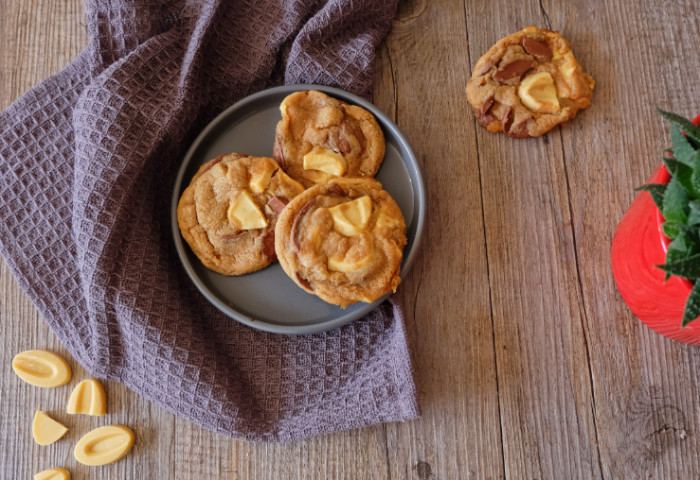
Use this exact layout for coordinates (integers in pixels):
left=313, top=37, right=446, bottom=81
left=643, top=108, right=700, bottom=326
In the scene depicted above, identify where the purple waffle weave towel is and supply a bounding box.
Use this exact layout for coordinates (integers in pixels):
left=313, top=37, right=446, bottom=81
left=0, top=0, right=420, bottom=441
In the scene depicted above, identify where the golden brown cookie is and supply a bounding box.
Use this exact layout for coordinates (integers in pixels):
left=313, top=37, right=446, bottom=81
left=275, top=178, right=406, bottom=308
left=466, top=25, right=594, bottom=138
left=177, top=153, right=305, bottom=275
left=273, top=90, right=386, bottom=188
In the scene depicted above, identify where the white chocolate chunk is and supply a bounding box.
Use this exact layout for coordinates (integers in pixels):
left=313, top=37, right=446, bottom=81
left=518, top=71, right=561, bottom=113
left=12, top=350, right=71, bottom=388
left=32, top=411, right=69, bottom=446
left=34, top=467, right=71, bottom=480
left=303, top=147, right=347, bottom=176
left=328, top=254, right=371, bottom=272
left=228, top=191, right=268, bottom=230
left=328, top=233, right=375, bottom=273
left=328, top=196, right=372, bottom=236
left=67, top=378, right=107, bottom=416
left=74, top=425, right=135, bottom=466
left=248, top=161, right=276, bottom=193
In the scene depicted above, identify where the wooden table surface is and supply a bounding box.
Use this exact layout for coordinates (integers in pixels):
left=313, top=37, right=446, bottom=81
left=2, top=0, right=700, bottom=478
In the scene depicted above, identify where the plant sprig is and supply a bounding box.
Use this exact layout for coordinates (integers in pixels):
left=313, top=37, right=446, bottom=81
left=639, top=108, right=700, bottom=326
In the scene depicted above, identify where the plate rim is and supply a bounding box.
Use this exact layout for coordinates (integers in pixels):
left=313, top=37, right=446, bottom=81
left=171, top=84, right=426, bottom=334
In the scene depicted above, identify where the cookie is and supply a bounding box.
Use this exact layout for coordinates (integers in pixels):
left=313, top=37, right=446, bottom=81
left=466, top=25, right=594, bottom=138
left=273, top=90, right=386, bottom=188
left=177, top=153, right=305, bottom=275
left=275, top=178, right=407, bottom=308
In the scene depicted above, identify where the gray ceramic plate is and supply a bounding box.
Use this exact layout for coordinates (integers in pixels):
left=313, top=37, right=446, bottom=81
left=171, top=84, right=425, bottom=334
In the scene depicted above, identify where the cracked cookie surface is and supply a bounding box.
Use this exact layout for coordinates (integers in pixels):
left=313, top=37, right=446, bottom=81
left=273, top=90, right=386, bottom=188
left=177, top=153, right=305, bottom=275
left=466, top=25, right=594, bottom=138
left=275, top=178, right=406, bottom=308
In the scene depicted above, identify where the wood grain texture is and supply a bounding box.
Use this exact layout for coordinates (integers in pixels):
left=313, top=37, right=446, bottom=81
left=2, top=0, right=700, bottom=478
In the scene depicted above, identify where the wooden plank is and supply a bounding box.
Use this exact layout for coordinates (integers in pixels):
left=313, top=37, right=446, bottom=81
left=373, top=0, right=504, bottom=479
left=562, top=0, right=700, bottom=478
left=462, top=1, right=602, bottom=478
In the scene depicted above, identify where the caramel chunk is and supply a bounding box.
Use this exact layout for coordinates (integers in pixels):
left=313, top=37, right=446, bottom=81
left=521, top=37, right=553, bottom=62
left=67, top=378, right=107, bottom=416
left=12, top=350, right=71, bottom=388
left=267, top=196, right=289, bottom=215
left=479, top=94, right=495, bottom=117
left=291, top=199, right=315, bottom=252
left=492, top=59, right=535, bottom=83
left=74, top=425, right=135, bottom=466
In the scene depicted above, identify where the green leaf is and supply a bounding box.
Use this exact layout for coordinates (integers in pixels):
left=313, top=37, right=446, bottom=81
left=658, top=252, right=700, bottom=279
left=683, top=281, right=700, bottom=326
left=666, top=232, right=690, bottom=261
left=689, top=152, right=700, bottom=196
left=688, top=203, right=700, bottom=227
left=662, top=177, right=689, bottom=223
left=665, top=233, right=691, bottom=281
left=662, top=220, right=682, bottom=240
left=658, top=107, right=700, bottom=146
left=671, top=124, right=697, bottom=166
left=664, top=157, right=700, bottom=197
left=636, top=183, right=666, bottom=210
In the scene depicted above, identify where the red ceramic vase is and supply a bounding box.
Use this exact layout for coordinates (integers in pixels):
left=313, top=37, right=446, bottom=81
left=611, top=114, right=700, bottom=344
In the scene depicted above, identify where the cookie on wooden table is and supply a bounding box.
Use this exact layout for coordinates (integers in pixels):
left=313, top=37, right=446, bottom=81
left=275, top=178, right=406, bottom=308
left=273, top=90, right=386, bottom=188
left=466, top=25, right=594, bottom=138
left=177, top=153, right=305, bottom=275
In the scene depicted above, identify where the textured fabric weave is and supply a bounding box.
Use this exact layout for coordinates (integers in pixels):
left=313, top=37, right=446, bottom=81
left=0, top=0, right=420, bottom=441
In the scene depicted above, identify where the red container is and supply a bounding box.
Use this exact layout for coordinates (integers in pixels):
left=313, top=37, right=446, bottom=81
left=611, top=114, right=700, bottom=344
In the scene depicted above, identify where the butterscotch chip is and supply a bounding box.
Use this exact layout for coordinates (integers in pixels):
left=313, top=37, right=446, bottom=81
left=177, top=153, right=305, bottom=275
left=275, top=178, right=406, bottom=308
left=466, top=25, right=594, bottom=138
left=273, top=90, right=386, bottom=188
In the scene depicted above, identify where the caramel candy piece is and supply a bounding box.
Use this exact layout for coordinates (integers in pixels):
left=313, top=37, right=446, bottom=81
left=67, top=378, right=107, bottom=416
left=518, top=72, right=561, bottom=113
left=12, top=350, right=71, bottom=388
left=32, top=411, right=69, bottom=446
left=34, top=467, right=71, bottom=480
left=521, top=37, right=553, bottom=62
left=328, top=195, right=372, bottom=236
left=492, top=59, right=535, bottom=83
left=74, top=425, right=135, bottom=466
left=228, top=190, right=268, bottom=230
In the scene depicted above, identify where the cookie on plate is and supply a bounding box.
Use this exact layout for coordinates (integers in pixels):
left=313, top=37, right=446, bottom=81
left=273, top=90, right=386, bottom=188
left=275, top=177, right=407, bottom=308
left=466, top=25, right=594, bottom=138
left=177, top=153, right=305, bottom=275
